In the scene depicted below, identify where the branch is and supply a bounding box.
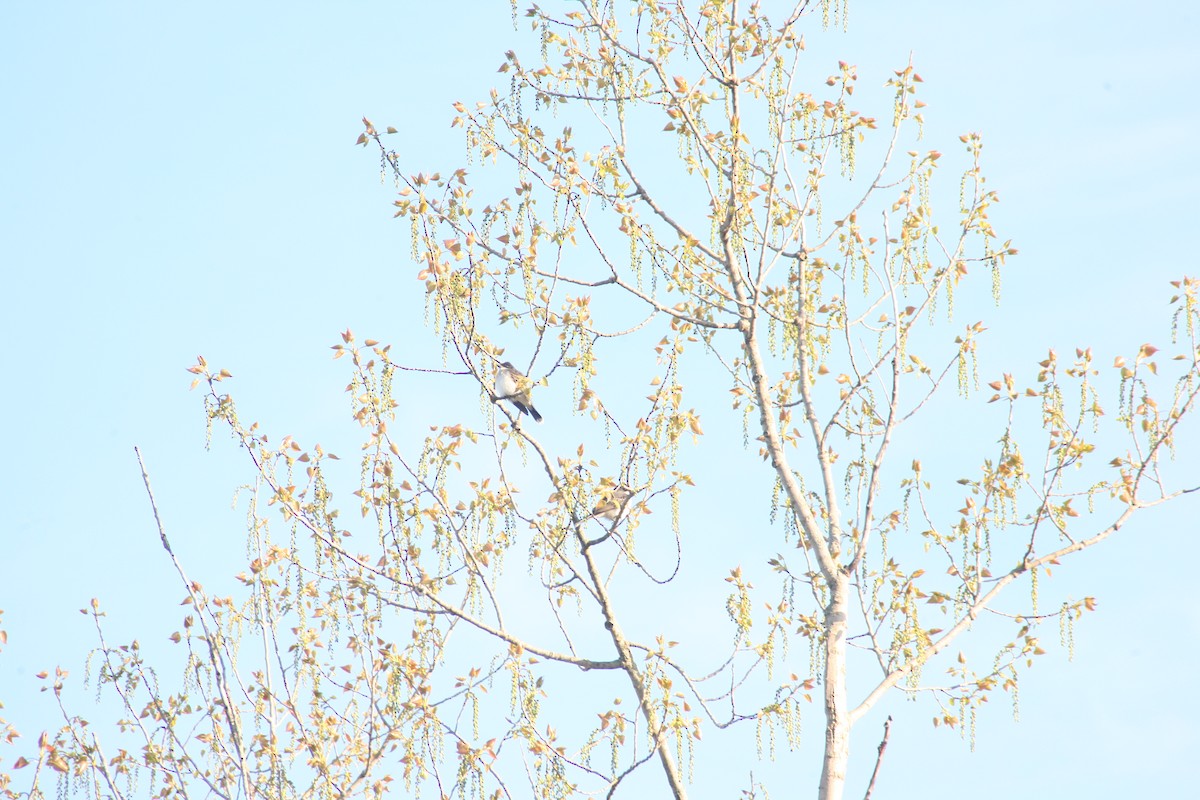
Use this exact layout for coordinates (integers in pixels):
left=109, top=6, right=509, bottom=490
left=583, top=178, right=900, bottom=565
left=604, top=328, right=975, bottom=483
left=133, top=446, right=249, bottom=800
left=850, top=502, right=1141, bottom=723
left=862, top=716, right=892, bottom=800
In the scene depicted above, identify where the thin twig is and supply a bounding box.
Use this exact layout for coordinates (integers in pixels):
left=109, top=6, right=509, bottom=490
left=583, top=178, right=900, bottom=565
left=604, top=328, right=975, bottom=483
left=863, top=715, right=892, bottom=800
left=134, top=446, right=175, bottom=556
left=133, top=446, right=252, bottom=800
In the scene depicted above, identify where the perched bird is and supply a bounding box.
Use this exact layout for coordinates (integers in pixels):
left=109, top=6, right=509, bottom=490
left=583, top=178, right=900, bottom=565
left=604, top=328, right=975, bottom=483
left=590, top=483, right=634, bottom=523
left=496, top=361, right=542, bottom=422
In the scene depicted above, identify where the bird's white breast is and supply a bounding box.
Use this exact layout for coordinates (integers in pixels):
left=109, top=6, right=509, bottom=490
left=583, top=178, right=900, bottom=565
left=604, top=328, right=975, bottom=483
left=496, top=369, right=518, bottom=397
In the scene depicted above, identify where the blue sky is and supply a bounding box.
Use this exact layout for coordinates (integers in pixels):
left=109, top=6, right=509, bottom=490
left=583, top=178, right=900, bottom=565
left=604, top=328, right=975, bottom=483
left=2, top=1, right=1198, bottom=797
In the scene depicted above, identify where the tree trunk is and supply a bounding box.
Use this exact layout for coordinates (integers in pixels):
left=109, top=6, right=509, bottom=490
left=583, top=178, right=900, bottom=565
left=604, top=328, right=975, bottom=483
left=818, top=574, right=850, bottom=800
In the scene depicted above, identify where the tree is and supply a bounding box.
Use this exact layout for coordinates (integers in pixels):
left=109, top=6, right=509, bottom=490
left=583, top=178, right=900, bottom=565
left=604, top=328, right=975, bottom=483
left=6, top=1, right=1199, bottom=799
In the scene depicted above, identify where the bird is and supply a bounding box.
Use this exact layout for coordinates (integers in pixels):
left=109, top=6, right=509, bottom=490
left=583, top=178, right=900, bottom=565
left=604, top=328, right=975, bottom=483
left=590, top=483, right=634, bottom=523
left=495, top=361, right=542, bottom=422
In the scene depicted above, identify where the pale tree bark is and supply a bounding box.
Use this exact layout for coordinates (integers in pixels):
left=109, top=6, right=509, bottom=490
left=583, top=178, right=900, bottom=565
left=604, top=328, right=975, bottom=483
left=819, top=577, right=851, bottom=800
left=738, top=262, right=853, bottom=798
